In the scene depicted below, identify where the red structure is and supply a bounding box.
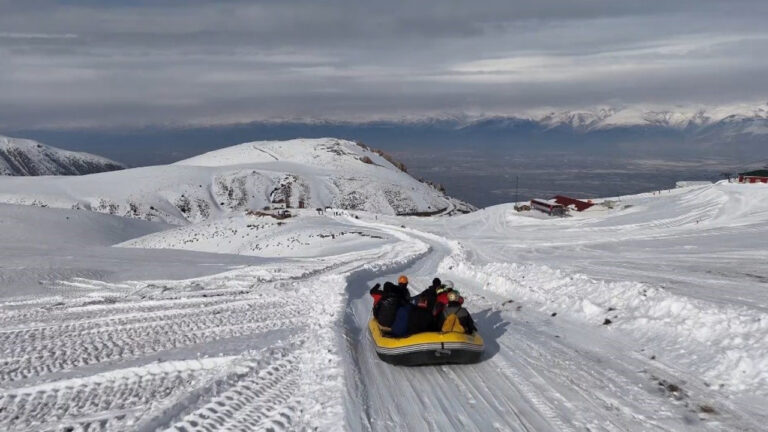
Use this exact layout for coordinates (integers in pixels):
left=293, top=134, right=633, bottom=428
left=553, top=195, right=594, bottom=212
left=530, top=199, right=566, bottom=216
left=738, top=170, right=768, bottom=184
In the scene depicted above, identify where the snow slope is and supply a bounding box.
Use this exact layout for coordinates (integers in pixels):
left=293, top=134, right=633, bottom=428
left=121, top=210, right=397, bottom=258
left=0, top=135, right=124, bottom=176
left=174, top=138, right=472, bottom=215
left=0, top=203, right=263, bottom=298
left=0, top=154, right=767, bottom=430
left=406, top=182, right=768, bottom=398
left=0, top=138, right=473, bottom=223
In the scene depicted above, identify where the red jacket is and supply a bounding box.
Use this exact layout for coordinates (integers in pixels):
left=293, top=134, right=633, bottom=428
left=371, top=291, right=383, bottom=305
left=370, top=284, right=384, bottom=306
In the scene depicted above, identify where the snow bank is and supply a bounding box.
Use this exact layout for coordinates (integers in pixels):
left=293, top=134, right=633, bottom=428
left=439, top=249, right=768, bottom=395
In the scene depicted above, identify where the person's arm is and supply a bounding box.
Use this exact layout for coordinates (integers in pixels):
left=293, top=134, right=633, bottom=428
left=369, top=283, right=383, bottom=304
left=369, top=283, right=382, bottom=295
left=412, top=285, right=434, bottom=302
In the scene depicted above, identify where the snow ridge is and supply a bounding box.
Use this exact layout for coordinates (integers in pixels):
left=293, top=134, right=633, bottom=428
left=0, top=135, right=124, bottom=176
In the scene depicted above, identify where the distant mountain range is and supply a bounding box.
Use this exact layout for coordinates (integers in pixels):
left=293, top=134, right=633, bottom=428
left=422, top=103, right=768, bottom=158
left=530, top=104, right=768, bottom=133
left=6, top=103, right=768, bottom=170
left=0, top=135, right=125, bottom=176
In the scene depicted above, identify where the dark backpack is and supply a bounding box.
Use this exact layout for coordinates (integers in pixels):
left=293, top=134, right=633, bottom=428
left=441, top=304, right=476, bottom=334
left=374, top=295, right=401, bottom=328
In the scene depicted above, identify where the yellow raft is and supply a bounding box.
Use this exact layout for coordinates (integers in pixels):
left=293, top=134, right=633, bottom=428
left=368, top=318, right=484, bottom=366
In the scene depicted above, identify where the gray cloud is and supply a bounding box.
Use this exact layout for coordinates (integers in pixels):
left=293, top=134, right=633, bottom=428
left=0, top=0, right=767, bottom=128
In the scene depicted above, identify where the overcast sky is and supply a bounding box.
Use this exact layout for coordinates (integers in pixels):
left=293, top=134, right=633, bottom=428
left=1, top=0, right=767, bottom=128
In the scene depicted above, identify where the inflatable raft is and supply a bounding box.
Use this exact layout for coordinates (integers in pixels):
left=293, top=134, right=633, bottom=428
left=368, top=318, right=484, bottom=366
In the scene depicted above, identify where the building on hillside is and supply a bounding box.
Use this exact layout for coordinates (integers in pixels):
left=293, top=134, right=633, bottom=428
left=738, top=170, right=768, bottom=184
left=270, top=200, right=287, bottom=210
left=552, top=195, right=594, bottom=212
left=530, top=199, right=566, bottom=216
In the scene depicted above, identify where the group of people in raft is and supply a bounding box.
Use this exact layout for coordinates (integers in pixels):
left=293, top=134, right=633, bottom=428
left=370, top=276, right=476, bottom=337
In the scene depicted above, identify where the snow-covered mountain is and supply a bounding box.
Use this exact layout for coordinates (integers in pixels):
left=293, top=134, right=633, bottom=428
left=538, top=108, right=618, bottom=130
left=0, top=135, right=125, bottom=176
left=533, top=103, right=768, bottom=134
left=0, top=138, right=474, bottom=223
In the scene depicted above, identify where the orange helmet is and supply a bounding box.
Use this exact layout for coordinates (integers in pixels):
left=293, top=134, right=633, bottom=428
left=398, top=275, right=409, bottom=285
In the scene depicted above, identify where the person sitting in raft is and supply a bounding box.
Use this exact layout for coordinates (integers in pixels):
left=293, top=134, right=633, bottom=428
left=371, top=274, right=434, bottom=337
left=370, top=275, right=411, bottom=306
left=412, top=277, right=442, bottom=312
left=431, top=280, right=461, bottom=316
left=372, top=281, right=409, bottom=328
left=439, top=291, right=476, bottom=334
left=389, top=299, right=437, bottom=337
left=395, top=275, right=411, bottom=298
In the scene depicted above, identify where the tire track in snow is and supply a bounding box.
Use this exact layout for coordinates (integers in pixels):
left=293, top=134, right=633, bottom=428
left=0, top=296, right=305, bottom=384
left=165, top=350, right=302, bottom=432
left=0, top=358, right=233, bottom=432
left=0, top=244, right=363, bottom=431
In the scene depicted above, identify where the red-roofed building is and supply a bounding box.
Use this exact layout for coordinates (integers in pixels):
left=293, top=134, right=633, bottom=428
left=738, top=170, right=768, bottom=184
left=553, top=195, right=594, bottom=212
left=530, top=199, right=566, bottom=216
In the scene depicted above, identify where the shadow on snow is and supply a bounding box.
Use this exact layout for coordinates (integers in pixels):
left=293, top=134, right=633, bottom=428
left=473, top=308, right=509, bottom=361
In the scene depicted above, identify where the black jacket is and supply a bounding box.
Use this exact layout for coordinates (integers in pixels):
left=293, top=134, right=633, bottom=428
left=373, top=282, right=409, bottom=327
left=408, top=305, right=439, bottom=333
left=374, top=296, right=401, bottom=327
left=414, top=285, right=438, bottom=313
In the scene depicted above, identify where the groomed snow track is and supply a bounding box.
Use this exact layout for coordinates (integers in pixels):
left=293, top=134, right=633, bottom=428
left=0, top=196, right=764, bottom=431
left=340, top=221, right=761, bottom=432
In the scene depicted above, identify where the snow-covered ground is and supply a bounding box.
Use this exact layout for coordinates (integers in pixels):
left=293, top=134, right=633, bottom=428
left=0, top=139, right=766, bottom=431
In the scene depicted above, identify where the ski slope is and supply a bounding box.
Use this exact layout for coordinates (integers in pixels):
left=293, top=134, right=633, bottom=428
left=0, top=142, right=766, bottom=430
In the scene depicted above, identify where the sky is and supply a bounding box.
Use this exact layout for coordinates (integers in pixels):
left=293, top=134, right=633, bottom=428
left=1, top=0, right=768, bottom=129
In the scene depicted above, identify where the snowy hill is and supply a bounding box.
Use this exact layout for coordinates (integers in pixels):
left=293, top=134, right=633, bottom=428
left=0, top=138, right=473, bottom=223
left=0, top=135, right=124, bottom=176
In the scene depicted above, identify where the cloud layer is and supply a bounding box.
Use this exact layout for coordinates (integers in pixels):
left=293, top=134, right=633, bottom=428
left=1, top=0, right=767, bottom=128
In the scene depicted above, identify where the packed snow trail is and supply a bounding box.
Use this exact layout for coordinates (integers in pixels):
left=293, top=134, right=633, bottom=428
left=341, top=219, right=761, bottom=431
